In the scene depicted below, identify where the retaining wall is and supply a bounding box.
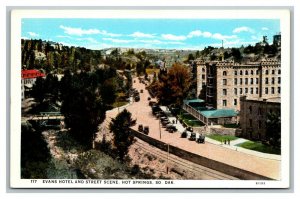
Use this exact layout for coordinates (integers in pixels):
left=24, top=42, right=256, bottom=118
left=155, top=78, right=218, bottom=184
left=130, top=128, right=272, bottom=180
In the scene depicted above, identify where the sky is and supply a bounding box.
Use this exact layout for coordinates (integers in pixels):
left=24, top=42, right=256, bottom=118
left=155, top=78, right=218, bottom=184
left=21, top=18, right=280, bottom=50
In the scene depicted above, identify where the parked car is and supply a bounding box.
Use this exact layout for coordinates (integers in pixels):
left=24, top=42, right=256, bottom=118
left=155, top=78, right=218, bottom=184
left=140, top=89, right=143, bottom=93
left=189, top=132, right=196, bottom=141
left=181, top=130, right=188, bottom=138
left=166, top=125, right=177, bottom=133
left=161, top=120, right=170, bottom=127
left=143, top=126, right=149, bottom=135
left=135, top=95, right=140, bottom=102
left=138, top=124, right=143, bottom=132
left=147, top=97, right=151, bottom=101
left=196, top=135, right=205, bottom=143
left=187, top=126, right=193, bottom=132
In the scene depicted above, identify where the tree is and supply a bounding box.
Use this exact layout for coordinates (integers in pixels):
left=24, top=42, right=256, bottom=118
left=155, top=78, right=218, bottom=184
left=266, top=111, right=281, bottom=148
left=61, top=72, right=105, bottom=148
left=109, top=109, right=136, bottom=162
left=156, top=63, right=192, bottom=106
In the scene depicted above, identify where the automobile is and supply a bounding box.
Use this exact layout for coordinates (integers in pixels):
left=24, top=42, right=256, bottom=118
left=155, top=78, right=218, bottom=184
left=138, top=124, right=143, bottom=132
left=181, top=130, right=188, bottom=138
left=197, top=135, right=205, bottom=144
left=166, top=125, right=177, bottom=133
left=147, top=97, right=151, bottom=101
left=143, top=126, right=149, bottom=135
left=140, top=89, right=143, bottom=93
left=189, top=132, right=196, bottom=141
left=186, top=126, right=193, bottom=132
left=161, top=120, right=170, bottom=127
left=135, top=96, right=140, bottom=102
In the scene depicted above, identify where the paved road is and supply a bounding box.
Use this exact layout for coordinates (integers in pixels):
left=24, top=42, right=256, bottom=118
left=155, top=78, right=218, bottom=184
left=98, top=76, right=281, bottom=180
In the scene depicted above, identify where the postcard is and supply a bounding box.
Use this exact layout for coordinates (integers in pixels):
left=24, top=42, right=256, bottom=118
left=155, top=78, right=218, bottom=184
left=10, top=9, right=290, bottom=188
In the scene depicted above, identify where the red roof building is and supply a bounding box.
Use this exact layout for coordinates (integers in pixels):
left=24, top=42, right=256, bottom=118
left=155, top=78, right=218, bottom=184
left=21, top=69, right=45, bottom=79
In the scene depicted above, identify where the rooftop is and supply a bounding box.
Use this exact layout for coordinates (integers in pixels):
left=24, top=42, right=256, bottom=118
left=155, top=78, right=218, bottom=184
left=200, top=109, right=238, bottom=118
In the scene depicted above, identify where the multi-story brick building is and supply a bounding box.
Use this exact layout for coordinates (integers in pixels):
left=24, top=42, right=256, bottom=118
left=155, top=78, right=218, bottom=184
left=239, top=96, right=281, bottom=140
left=196, top=58, right=281, bottom=111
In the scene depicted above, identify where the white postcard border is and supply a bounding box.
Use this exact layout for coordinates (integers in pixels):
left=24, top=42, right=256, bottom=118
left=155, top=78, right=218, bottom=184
left=10, top=9, right=290, bottom=188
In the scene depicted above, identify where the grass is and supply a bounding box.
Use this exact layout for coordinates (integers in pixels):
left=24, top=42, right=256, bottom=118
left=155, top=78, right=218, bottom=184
left=112, top=92, right=129, bottom=108
left=237, top=141, right=281, bottom=155
left=112, top=101, right=128, bottom=108
left=207, top=134, right=238, bottom=142
left=177, top=111, right=205, bottom=127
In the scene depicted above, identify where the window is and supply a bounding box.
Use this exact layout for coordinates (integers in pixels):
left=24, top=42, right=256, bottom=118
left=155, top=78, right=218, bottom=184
left=234, top=88, right=237, bottom=95
left=258, top=108, right=263, bottom=115
left=234, top=99, right=237, bottom=106
left=249, top=119, right=253, bottom=127
left=223, top=79, right=227, bottom=85
left=278, top=77, right=281, bottom=84
left=256, top=78, right=259, bottom=84
left=240, top=78, right=243, bottom=85
left=265, top=77, right=269, bottom=84
left=240, top=88, right=243, bottom=94
left=265, top=87, right=268, bottom=94
left=272, top=70, right=275, bottom=74
left=272, top=77, right=275, bottom=84
left=223, top=89, right=227, bottom=95
left=234, top=70, right=237, bottom=76
left=258, top=121, right=262, bottom=129
left=250, top=87, right=253, bottom=94
left=240, top=70, right=243, bottom=75
left=245, top=78, right=248, bottom=84
left=223, top=71, right=227, bottom=76
left=249, top=106, right=252, bottom=113
left=265, top=70, right=269, bottom=75
left=278, top=69, right=281, bottom=74
left=202, top=68, right=205, bottom=72
left=278, top=87, right=281, bottom=94
left=245, top=70, right=248, bottom=75
left=256, top=87, right=259, bottom=94
left=234, top=78, right=237, bottom=85
left=223, top=100, right=227, bottom=107
left=202, top=74, right=205, bottom=80
left=251, top=70, right=254, bottom=75
left=245, top=88, right=248, bottom=94
left=271, top=87, right=275, bottom=94
left=250, top=78, right=253, bottom=84
left=256, top=70, right=259, bottom=75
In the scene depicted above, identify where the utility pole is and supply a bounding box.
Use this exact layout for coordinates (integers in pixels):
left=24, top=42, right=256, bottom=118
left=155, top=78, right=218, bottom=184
left=159, top=119, right=161, bottom=139
left=167, top=143, right=169, bottom=174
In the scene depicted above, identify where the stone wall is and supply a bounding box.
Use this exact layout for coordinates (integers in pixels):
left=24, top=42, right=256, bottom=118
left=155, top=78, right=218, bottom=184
left=130, top=128, right=272, bottom=180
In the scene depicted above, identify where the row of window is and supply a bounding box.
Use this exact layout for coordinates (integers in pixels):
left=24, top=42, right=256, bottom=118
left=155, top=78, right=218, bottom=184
left=231, top=77, right=281, bottom=85
left=222, top=86, right=281, bottom=96
left=222, top=99, right=238, bottom=106
left=223, top=69, right=281, bottom=76
left=248, top=119, right=263, bottom=129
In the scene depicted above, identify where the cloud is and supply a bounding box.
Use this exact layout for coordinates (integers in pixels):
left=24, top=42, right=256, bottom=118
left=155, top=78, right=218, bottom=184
left=102, top=38, right=132, bottom=43
left=28, top=32, right=39, bottom=37
left=60, top=25, right=100, bottom=36
left=59, top=25, right=121, bottom=37
left=262, top=27, right=269, bottom=31
left=212, top=33, right=237, bottom=40
left=187, top=30, right=202, bottom=38
left=232, top=26, right=255, bottom=33
left=76, top=37, right=98, bottom=43
left=56, top=35, right=73, bottom=39
left=129, top=31, right=155, bottom=38
left=202, top=31, right=212, bottom=38
left=161, top=34, right=186, bottom=41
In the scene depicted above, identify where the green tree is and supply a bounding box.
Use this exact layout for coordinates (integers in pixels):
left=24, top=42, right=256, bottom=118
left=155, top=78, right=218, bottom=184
left=109, top=109, right=136, bottom=162
left=61, top=72, right=105, bottom=148
left=156, top=63, right=192, bottom=106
